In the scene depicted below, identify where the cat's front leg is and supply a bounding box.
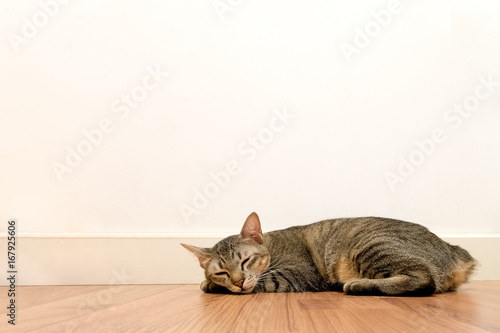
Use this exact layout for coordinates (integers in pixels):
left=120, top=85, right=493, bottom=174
left=200, top=279, right=231, bottom=293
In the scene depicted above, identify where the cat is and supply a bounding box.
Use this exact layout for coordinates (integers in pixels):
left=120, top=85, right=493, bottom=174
left=181, top=212, right=476, bottom=296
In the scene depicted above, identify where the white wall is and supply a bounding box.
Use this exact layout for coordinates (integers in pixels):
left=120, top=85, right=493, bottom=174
left=1, top=0, right=500, bottom=238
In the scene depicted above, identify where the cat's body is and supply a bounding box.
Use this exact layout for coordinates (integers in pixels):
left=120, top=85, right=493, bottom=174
left=182, top=213, right=476, bottom=296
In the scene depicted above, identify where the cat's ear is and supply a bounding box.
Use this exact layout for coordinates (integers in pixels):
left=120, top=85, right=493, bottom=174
left=240, top=212, right=263, bottom=244
left=181, top=243, right=211, bottom=269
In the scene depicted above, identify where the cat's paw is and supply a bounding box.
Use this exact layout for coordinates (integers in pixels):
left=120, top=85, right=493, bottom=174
left=200, top=280, right=230, bottom=293
left=343, top=278, right=377, bottom=295
left=200, top=280, right=211, bottom=293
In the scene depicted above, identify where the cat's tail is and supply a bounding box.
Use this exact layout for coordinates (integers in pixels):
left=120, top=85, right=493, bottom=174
left=440, top=245, right=477, bottom=292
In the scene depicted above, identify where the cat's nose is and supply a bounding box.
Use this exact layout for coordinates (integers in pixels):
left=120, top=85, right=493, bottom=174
left=234, top=279, right=244, bottom=288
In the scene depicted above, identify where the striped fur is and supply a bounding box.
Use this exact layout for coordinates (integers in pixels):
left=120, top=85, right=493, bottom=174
left=182, top=213, right=476, bottom=296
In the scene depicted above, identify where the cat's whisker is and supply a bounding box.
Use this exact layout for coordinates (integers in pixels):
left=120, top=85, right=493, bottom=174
left=258, top=268, right=287, bottom=280
left=261, top=258, right=287, bottom=273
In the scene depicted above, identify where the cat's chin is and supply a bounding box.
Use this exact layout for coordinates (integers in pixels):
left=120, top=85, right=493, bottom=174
left=240, top=288, right=254, bottom=294
left=227, top=286, right=254, bottom=294
left=228, top=283, right=256, bottom=294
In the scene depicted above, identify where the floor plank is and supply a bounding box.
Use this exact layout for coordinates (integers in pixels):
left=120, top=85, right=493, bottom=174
left=0, top=281, right=498, bottom=332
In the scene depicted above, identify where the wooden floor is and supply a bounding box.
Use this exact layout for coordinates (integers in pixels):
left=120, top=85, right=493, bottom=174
left=1, top=281, right=499, bottom=332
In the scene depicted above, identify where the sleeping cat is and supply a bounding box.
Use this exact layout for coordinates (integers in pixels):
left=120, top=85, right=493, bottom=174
left=181, top=212, right=476, bottom=296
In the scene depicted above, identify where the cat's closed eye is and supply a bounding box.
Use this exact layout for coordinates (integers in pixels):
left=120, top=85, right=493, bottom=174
left=214, top=271, right=229, bottom=277
left=241, top=257, right=250, bottom=269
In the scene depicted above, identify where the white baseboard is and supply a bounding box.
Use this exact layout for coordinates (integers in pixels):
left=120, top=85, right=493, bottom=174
left=1, top=234, right=498, bottom=286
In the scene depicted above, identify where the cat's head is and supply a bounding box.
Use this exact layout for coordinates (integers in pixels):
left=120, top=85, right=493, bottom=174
left=181, top=212, right=270, bottom=293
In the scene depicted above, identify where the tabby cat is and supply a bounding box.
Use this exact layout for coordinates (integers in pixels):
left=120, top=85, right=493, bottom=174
left=181, top=212, right=476, bottom=296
